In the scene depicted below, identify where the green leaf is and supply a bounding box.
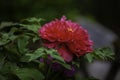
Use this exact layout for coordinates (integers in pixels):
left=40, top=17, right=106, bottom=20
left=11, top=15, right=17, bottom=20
left=0, top=33, right=10, bottom=46
left=93, top=47, right=114, bottom=60
left=56, top=61, right=71, bottom=70
left=17, top=36, right=29, bottom=53
left=85, top=53, right=94, bottom=63
left=25, top=47, right=45, bottom=62
left=0, top=27, right=18, bottom=46
left=8, top=27, right=18, bottom=41
left=50, top=54, right=65, bottom=63
left=0, top=39, right=10, bottom=46
left=20, top=55, right=31, bottom=62
left=20, top=17, right=43, bottom=34
left=0, top=55, right=5, bottom=69
left=9, top=35, right=17, bottom=41
left=0, top=62, right=18, bottom=74
left=45, top=49, right=65, bottom=63
left=32, top=35, right=40, bottom=42
left=22, top=17, right=43, bottom=23
left=72, top=61, right=80, bottom=68
left=0, top=22, right=14, bottom=30
left=0, top=75, right=6, bottom=80
left=5, top=43, right=19, bottom=55
left=21, top=24, right=40, bottom=34
left=9, top=27, right=18, bottom=35
left=84, top=47, right=114, bottom=62
left=13, top=68, right=44, bottom=80
left=23, top=33, right=40, bottom=42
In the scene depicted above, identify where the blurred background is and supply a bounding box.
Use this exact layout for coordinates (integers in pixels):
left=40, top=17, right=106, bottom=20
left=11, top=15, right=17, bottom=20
left=0, top=0, right=120, bottom=80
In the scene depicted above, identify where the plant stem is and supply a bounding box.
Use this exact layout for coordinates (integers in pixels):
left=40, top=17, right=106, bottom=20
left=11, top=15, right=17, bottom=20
left=46, top=63, right=52, bottom=80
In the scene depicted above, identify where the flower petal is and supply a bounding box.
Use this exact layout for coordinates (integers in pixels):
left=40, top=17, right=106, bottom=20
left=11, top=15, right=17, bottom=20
left=57, top=46, right=73, bottom=62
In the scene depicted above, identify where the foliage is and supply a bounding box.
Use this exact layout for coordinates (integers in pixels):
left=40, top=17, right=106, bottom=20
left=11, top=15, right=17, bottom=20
left=85, top=47, right=114, bottom=63
left=0, top=18, right=114, bottom=80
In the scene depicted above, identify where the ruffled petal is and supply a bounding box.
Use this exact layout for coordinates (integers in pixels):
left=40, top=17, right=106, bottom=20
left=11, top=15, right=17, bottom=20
left=57, top=46, right=73, bottom=62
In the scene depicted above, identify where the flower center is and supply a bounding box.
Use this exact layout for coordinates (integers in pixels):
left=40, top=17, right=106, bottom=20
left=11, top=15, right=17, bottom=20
left=67, top=28, right=73, bottom=32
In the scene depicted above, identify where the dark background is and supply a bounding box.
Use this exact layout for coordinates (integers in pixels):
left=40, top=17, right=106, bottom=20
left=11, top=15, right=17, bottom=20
left=0, top=0, right=120, bottom=36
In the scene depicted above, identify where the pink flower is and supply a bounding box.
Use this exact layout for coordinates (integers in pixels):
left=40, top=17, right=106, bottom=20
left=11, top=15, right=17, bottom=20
left=39, top=16, right=93, bottom=62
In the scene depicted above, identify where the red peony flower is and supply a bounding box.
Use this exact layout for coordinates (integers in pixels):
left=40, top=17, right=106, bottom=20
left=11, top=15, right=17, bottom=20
left=39, top=16, right=93, bottom=62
